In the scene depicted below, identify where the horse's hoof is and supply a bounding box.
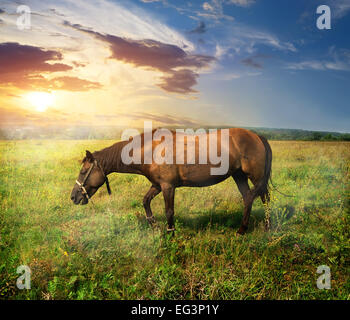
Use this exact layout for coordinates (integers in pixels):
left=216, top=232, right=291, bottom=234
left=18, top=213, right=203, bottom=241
left=167, top=228, right=175, bottom=236
left=146, top=216, right=156, bottom=225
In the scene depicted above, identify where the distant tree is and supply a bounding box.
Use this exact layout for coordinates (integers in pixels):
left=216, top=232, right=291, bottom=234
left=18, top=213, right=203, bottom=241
left=311, top=132, right=322, bottom=141
left=340, top=134, right=350, bottom=141
left=322, top=133, right=337, bottom=141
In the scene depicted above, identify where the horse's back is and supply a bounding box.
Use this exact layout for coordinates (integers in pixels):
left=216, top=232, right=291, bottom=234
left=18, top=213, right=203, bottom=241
left=142, top=128, right=266, bottom=187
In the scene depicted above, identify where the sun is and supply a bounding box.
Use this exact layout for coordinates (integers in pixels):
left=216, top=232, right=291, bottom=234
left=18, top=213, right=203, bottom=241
left=26, top=92, right=54, bottom=112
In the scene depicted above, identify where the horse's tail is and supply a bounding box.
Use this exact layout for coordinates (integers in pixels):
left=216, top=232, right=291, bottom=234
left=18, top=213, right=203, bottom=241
left=251, top=135, right=272, bottom=203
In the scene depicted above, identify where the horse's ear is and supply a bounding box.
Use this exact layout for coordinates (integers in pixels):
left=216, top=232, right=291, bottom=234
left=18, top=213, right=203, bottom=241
left=85, top=150, right=94, bottom=162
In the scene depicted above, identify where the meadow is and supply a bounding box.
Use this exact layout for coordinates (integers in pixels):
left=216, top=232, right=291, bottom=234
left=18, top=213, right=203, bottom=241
left=0, top=139, right=349, bottom=300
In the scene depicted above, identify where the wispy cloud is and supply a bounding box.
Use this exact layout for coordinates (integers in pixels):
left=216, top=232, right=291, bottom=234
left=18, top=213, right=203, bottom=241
left=215, top=70, right=262, bottom=81
left=0, top=104, right=202, bottom=128
left=0, top=105, right=73, bottom=127
left=242, top=28, right=297, bottom=53
left=213, top=24, right=297, bottom=62
left=241, top=57, right=261, bottom=69
left=195, top=0, right=256, bottom=22
left=286, top=47, right=350, bottom=72
left=65, top=22, right=216, bottom=94
left=328, top=0, right=350, bottom=19
left=227, top=0, right=256, bottom=7
left=120, top=111, right=202, bottom=127
left=241, top=54, right=270, bottom=69
left=0, top=0, right=194, bottom=51
left=188, top=21, right=207, bottom=34
left=298, top=0, right=350, bottom=25
left=199, top=1, right=234, bottom=21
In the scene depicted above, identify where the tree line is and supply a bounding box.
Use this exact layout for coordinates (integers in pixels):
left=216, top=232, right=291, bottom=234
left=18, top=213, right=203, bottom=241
left=0, top=126, right=349, bottom=141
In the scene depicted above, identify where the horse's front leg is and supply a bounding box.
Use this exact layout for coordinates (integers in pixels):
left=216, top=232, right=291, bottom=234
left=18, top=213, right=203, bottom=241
left=143, top=185, right=161, bottom=225
left=161, top=183, right=175, bottom=234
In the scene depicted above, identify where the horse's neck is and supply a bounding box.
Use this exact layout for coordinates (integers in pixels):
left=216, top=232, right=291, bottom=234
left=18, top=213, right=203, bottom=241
left=99, top=141, right=140, bottom=175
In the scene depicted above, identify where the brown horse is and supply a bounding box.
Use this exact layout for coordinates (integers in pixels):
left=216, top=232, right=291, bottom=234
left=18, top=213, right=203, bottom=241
left=70, top=128, right=272, bottom=234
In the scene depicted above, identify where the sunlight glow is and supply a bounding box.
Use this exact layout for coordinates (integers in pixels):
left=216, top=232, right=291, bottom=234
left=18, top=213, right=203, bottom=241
left=26, top=92, right=54, bottom=112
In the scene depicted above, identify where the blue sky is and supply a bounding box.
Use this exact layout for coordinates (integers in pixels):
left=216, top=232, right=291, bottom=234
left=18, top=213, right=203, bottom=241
left=135, top=0, right=350, bottom=131
left=0, top=0, right=349, bottom=132
left=133, top=0, right=350, bottom=131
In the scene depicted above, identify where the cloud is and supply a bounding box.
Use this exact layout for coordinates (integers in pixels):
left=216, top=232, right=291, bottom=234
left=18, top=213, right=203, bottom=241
left=286, top=61, right=327, bottom=71
left=200, top=1, right=234, bottom=21
left=203, top=2, right=214, bottom=11
left=0, top=105, right=72, bottom=127
left=299, top=0, right=350, bottom=25
left=0, top=104, right=201, bottom=129
left=227, top=0, right=255, bottom=7
left=286, top=48, right=350, bottom=72
left=0, top=42, right=102, bottom=91
left=189, top=21, right=207, bottom=34
left=212, top=24, right=297, bottom=62
left=286, top=60, right=350, bottom=72
left=242, top=29, right=297, bottom=52
left=241, top=57, right=262, bottom=69
left=327, top=0, right=350, bottom=19
left=158, top=69, right=199, bottom=94
left=215, top=70, right=262, bottom=81
left=27, top=0, right=195, bottom=50
left=65, top=22, right=216, bottom=94
left=48, top=8, right=66, bottom=17
left=50, top=76, right=101, bottom=91
left=0, top=42, right=72, bottom=75
left=241, top=54, right=269, bottom=69
left=199, top=0, right=255, bottom=21
left=120, top=111, right=202, bottom=127
left=215, top=44, right=229, bottom=59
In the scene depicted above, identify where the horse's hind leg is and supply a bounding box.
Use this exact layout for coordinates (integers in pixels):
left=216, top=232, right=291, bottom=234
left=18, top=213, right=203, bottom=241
left=250, top=178, right=270, bottom=231
left=143, top=185, right=161, bottom=225
left=161, top=183, right=175, bottom=233
left=232, top=170, right=253, bottom=235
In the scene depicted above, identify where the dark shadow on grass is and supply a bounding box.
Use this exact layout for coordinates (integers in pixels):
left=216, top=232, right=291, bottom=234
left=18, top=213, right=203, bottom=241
left=284, top=205, right=296, bottom=219
left=175, top=207, right=268, bottom=233
left=302, top=202, right=335, bottom=213
left=176, top=209, right=243, bottom=230
left=135, top=205, right=296, bottom=234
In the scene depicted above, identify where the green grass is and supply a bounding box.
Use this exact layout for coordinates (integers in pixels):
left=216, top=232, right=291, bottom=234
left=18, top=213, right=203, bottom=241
left=0, top=140, right=349, bottom=300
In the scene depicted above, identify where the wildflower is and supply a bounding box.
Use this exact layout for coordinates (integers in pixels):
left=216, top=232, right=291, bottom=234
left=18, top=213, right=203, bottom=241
left=294, top=244, right=301, bottom=251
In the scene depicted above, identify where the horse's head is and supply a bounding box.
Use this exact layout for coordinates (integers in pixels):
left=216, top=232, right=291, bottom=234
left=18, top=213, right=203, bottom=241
left=70, top=150, right=110, bottom=205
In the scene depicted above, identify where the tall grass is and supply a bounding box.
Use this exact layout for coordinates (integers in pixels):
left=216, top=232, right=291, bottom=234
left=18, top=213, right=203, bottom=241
left=0, top=140, right=349, bottom=299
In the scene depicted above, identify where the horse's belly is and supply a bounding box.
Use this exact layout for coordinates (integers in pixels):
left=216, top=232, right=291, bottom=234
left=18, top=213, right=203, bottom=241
left=178, top=165, right=231, bottom=187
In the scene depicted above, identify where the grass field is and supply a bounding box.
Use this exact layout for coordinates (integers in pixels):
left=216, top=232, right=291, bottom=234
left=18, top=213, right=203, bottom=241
left=0, top=140, right=349, bottom=300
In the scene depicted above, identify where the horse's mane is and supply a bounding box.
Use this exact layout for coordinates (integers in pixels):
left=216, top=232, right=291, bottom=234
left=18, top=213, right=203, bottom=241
left=81, top=140, right=127, bottom=173
left=81, top=129, right=172, bottom=172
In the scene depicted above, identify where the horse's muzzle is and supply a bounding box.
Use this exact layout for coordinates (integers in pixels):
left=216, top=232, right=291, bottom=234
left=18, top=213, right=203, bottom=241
left=71, top=193, right=88, bottom=205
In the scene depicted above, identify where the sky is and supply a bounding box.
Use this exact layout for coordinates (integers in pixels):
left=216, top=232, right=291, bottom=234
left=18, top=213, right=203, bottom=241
left=0, top=0, right=349, bottom=132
